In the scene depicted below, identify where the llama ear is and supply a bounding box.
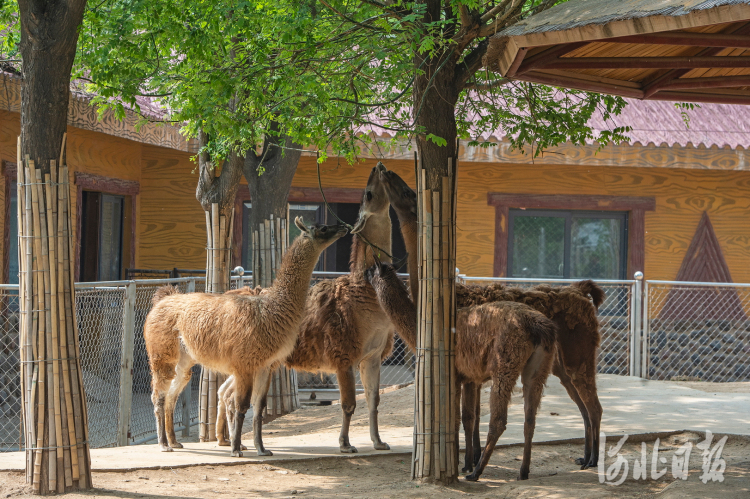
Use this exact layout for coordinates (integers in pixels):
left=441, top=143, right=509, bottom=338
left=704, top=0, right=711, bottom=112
left=294, top=216, right=309, bottom=234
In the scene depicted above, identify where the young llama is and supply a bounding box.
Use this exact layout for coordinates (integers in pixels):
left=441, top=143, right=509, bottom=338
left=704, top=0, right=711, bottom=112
left=380, top=168, right=605, bottom=471
left=366, top=261, right=556, bottom=481
left=218, top=163, right=397, bottom=454
left=143, top=218, right=347, bottom=457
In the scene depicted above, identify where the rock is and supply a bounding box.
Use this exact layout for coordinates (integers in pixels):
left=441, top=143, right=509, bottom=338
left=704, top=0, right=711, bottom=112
left=710, top=341, right=722, bottom=352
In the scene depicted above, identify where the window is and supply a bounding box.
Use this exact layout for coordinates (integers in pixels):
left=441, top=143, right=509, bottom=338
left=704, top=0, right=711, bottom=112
left=240, top=201, right=407, bottom=273
left=80, top=191, right=125, bottom=281
left=509, top=209, right=627, bottom=280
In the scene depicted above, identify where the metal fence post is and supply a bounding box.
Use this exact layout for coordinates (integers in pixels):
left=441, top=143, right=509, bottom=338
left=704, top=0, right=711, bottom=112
left=630, top=272, right=644, bottom=377
left=642, top=279, right=650, bottom=379
left=117, top=281, right=137, bottom=446
left=181, top=278, right=197, bottom=437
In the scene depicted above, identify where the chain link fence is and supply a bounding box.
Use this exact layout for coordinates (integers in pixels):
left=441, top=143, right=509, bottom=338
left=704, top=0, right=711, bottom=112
left=4, top=272, right=750, bottom=451
left=459, top=276, right=635, bottom=376
left=645, top=281, right=750, bottom=382
left=0, top=287, right=20, bottom=451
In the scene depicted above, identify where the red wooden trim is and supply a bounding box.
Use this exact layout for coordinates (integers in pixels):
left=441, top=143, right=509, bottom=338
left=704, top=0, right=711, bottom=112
left=288, top=186, right=363, bottom=204
left=610, top=32, right=750, bottom=48
left=75, top=173, right=139, bottom=281
left=3, top=161, right=17, bottom=178
left=488, top=193, right=656, bottom=212
left=649, top=91, right=750, bottom=106
left=657, top=75, right=750, bottom=90
left=488, top=193, right=655, bottom=278
left=74, top=172, right=140, bottom=196
left=505, top=47, right=529, bottom=78
left=492, top=205, right=509, bottom=278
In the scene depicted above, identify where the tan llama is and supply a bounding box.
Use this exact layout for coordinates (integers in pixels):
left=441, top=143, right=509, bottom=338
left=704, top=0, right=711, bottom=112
left=380, top=168, right=605, bottom=471
left=143, top=218, right=347, bottom=457
left=366, top=261, right=556, bottom=481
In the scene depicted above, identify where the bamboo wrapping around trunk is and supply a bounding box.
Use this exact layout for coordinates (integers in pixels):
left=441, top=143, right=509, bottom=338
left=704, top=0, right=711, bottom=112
left=18, top=135, right=92, bottom=494
left=412, top=158, right=458, bottom=483
left=199, top=203, right=232, bottom=442
left=253, top=216, right=299, bottom=418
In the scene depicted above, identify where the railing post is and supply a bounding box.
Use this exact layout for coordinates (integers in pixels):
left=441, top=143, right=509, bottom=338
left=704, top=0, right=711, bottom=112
left=182, top=278, right=196, bottom=437
left=117, top=281, right=137, bottom=446
left=642, top=279, right=650, bottom=379
left=630, top=272, right=644, bottom=377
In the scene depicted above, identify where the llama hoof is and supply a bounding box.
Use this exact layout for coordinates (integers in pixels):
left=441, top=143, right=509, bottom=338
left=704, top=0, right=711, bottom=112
left=574, top=457, right=586, bottom=466
left=340, top=445, right=358, bottom=454
left=464, top=473, right=479, bottom=482
left=217, top=440, right=230, bottom=447
left=518, top=472, right=529, bottom=481
left=241, top=444, right=248, bottom=451
left=170, top=442, right=183, bottom=449
left=257, top=450, right=273, bottom=457
left=374, top=442, right=390, bottom=451
left=461, top=465, right=474, bottom=473
left=231, top=451, right=243, bottom=458
left=159, top=445, right=173, bottom=452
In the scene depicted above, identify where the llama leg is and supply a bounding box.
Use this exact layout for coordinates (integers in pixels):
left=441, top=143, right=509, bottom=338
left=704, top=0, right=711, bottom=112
left=570, top=372, right=602, bottom=470
left=461, top=382, right=478, bottom=473
left=519, top=347, right=554, bottom=480
left=360, top=355, right=389, bottom=450
left=554, top=356, right=592, bottom=466
left=337, top=366, right=358, bottom=453
left=465, top=370, right=516, bottom=482
left=217, top=376, right=233, bottom=447
left=473, top=383, right=481, bottom=466
left=164, top=354, right=194, bottom=449
left=151, top=372, right=173, bottom=452
left=249, top=367, right=273, bottom=457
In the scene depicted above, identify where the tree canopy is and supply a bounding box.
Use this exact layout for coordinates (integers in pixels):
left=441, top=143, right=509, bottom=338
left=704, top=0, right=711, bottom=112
left=1, top=1, right=633, bottom=161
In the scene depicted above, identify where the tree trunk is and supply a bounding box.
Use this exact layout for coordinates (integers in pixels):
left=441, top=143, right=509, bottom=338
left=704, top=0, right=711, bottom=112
left=195, top=132, right=244, bottom=442
left=17, top=0, right=92, bottom=493
left=411, top=0, right=461, bottom=483
left=244, top=129, right=302, bottom=419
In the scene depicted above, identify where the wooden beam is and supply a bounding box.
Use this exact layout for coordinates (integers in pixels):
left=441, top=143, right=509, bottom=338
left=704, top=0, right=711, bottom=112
left=521, top=71, right=645, bottom=98
left=505, top=47, right=528, bottom=78
left=516, top=42, right=587, bottom=74
left=648, top=90, right=750, bottom=106
left=544, top=56, right=750, bottom=70
left=609, top=31, right=750, bottom=49
left=643, top=22, right=750, bottom=98
left=657, top=75, right=750, bottom=91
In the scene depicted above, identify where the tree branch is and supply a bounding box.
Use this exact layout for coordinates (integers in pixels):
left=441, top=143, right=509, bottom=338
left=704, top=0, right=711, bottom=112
left=464, top=77, right=511, bottom=91
left=478, top=0, right=523, bottom=38
left=480, top=0, right=512, bottom=24
left=456, top=38, right=490, bottom=89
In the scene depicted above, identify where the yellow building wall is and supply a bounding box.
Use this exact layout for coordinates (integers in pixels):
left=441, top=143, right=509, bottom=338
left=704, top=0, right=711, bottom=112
left=292, top=157, right=750, bottom=282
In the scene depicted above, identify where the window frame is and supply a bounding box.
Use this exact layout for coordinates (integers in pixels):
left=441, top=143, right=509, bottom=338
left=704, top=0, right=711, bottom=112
left=508, top=208, right=628, bottom=280
left=488, top=193, right=656, bottom=279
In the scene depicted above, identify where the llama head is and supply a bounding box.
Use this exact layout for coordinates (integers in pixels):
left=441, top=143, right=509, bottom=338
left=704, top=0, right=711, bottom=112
left=351, top=162, right=390, bottom=235
left=365, top=260, right=399, bottom=288
left=293, top=216, right=348, bottom=252
left=379, top=169, right=417, bottom=222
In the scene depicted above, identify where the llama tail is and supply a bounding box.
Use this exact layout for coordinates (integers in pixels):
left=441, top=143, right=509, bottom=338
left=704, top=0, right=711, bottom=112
left=520, top=309, right=557, bottom=351
left=574, top=280, right=605, bottom=310
left=152, top=285, right=180, bottom=306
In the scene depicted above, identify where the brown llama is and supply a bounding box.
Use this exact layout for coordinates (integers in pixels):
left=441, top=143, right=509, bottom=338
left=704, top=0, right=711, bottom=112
left=216, top=163, right=397, bottom=453
left=366, top=262, right=556, bottom=481
left=143, top=218, right=347, bottom=457
left=380, top=168, right=605, bottom=470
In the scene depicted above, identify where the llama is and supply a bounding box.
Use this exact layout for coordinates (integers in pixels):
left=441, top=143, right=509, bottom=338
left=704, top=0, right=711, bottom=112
left=380, top=168, right=605, bottom=470
left=366, top=261, right=556, bottom=481
left=143, top=218, right=347, bottom=457
left=216, top=163, right=397, bottom=454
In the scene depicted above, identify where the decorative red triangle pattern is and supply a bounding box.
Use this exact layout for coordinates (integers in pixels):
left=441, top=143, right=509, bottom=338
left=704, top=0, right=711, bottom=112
left=660, top=212, right=746, bottom=320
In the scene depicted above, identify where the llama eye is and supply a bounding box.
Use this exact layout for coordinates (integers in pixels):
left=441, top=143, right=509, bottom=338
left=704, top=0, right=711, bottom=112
left=366, top=191, right=373, bottom=201
left=320, top=226, right=327, bottom=233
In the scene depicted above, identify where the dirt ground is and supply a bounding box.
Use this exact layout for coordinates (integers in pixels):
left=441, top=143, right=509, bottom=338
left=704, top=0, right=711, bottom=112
left=2, top=431, right=749, bottom=498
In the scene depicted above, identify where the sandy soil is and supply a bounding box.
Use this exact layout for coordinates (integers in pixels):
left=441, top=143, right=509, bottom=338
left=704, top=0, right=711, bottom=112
left=2, top=431, right=749, bottom=498
left=666, top=381, right=750, bottom=393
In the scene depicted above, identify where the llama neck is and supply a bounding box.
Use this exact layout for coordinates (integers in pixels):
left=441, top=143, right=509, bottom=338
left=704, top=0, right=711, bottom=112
left=350, top=213, right=391, bottom=275
left=270, top=238, right=319, bottom=305
left=398, top=214, right=419, bottom=301
left=373, top=276, right=418, bottom=352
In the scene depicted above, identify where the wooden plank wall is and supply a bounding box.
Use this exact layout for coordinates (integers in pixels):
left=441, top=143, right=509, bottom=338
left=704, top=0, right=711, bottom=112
left=3, top=105, right=750, bottom=283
